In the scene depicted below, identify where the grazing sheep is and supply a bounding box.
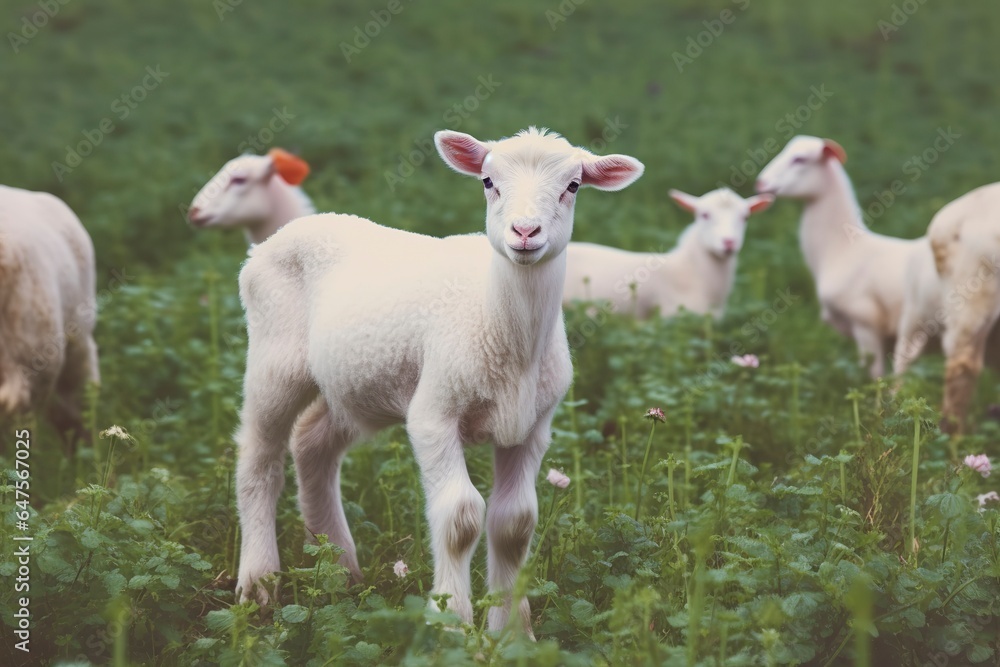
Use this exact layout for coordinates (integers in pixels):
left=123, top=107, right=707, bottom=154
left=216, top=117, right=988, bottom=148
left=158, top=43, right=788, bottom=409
left=756, top=136, right=926, bottom=378
left=563, top=188, right=773, bottom=318
left=233, top=128, right=643, bottom=634
left=187, top=148, right=313, bottom=245
left=926, top=182, right=1000, bottom=433
left=0, top=186, right=99, bottom=443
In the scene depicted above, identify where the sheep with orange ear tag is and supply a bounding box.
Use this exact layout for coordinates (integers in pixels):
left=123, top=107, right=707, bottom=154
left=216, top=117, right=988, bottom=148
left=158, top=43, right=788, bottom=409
left=188, top=148, right=315, bottom=246
left=756, top=135, right=930, bottom=379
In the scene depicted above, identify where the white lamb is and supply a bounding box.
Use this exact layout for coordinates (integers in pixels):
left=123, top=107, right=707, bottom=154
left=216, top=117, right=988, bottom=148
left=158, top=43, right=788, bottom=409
left=756, top=136, right=927, bottom=378
left=925, top=182, right=1000, bottom=433
left=187, top=148, right=314, bottom=245
left=563, top=188, right=773, bottom=319
left=0, top=185, right=99, bottom=443
left=233, top=128, right=643, bottom=634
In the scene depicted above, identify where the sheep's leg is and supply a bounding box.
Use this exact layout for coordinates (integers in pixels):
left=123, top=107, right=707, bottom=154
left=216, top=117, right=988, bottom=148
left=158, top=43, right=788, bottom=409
left=235, top=351, right=317, bottom=605
left=486, top=419, right=550, bottom=638
left=940, top=307, right=1000, bottom=435
left=939, top=258, right=1000, bottom=434
left=407, top=403, right=484, bottom=625
left=0, top=361, right=31, bottom=416
left=291, top=397, right=362, bottom=582
left=892, top=309, right=931, bottom=378
left=49, top=334, right=100, bottom=451
left=852, top=324, right=885, bottom=379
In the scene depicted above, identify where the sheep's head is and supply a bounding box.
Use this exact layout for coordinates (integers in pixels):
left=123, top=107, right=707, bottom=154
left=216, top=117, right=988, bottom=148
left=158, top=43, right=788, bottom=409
left=755, top=136, right=847, bottom=199
left=670, top=188, right=773, bottom=258
left=188, top=148, right=310, bottom=230
left=435, top=127, right=644, bottom=266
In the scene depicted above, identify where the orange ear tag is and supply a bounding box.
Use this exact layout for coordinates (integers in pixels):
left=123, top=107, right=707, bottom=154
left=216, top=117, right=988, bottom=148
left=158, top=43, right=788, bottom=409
left=268, top=148, right=310, bottom=185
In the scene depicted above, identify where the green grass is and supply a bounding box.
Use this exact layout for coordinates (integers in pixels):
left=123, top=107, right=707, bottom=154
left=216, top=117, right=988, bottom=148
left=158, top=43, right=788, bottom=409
left=1, top=0, right=999, bottom=664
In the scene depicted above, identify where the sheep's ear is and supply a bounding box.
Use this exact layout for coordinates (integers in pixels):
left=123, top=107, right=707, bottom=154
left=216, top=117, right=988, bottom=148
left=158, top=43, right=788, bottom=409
left=581, top=154, right=644, bottom=191
left=746, top=193, right=775, bottom=215
left=435, top=131, right=490, bottom=176
left=669, top=189, right=700, bottom=213
left=268, top=148, right=310, bottom=185
left=821, top=139, right=847, bottom=164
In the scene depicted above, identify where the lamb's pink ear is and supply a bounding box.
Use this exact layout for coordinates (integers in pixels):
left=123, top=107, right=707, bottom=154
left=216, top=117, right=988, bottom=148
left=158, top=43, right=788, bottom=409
left=434, top=131, right=490, bottom=176
left=747, top=193, right=775, bottom=215
left=822, top=139, right=847, bottom=164
left=669, top=189, right=700, bottom=213
left=581, top=154, right=644, bottom=191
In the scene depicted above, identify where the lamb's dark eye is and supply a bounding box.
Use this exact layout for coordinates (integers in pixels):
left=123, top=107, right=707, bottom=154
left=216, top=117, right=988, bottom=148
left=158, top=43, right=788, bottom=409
left=791, top=157, right=806, bottom=165
left=230, top=176, right=248, bottom=186
left=567, top=181, right=580, bottom=193
left=483, top=177, right=493, bottom=189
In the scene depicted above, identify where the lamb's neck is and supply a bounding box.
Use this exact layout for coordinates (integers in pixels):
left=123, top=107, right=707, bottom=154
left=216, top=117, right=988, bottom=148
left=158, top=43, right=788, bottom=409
left=244, top=182, right=314, bottom=246
left=673, top=226, right=736, bottom=308
left=485, top=251, right=567, bottom=370
left=799, top=163, right=868, bottom=274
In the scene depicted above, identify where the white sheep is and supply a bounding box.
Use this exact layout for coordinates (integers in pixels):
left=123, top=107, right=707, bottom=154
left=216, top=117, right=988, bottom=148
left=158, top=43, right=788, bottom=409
left=563, top=188, right=773, bottom=319
left=187, top=148, right=313, bottom=245
left=0, top=185, right=99, bottom=443
left=233, top=128, right=643, bottom=634
left=926, top=182, right=1000, bottom=433
left=756, top=136, right=926, bottom=378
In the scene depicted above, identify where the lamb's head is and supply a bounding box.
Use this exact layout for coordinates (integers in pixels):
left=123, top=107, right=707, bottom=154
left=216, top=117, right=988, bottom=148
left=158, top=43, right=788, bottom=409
left=435, top=127, right=644, bottom=266
left=670, top=188, right=774, bottom=258
left=755, top=135, right=847, bottom=199
left=187, top=148, right=310, bottom=230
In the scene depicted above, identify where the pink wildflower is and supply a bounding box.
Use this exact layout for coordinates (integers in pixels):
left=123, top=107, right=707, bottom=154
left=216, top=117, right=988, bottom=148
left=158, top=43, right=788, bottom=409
left=731, top=354, right=760, bottom=368
left=546, top=468, right=570, bottom=489
left=644, top=407, right=666, bottom=423
left=963, top=454, right=992, bottom=478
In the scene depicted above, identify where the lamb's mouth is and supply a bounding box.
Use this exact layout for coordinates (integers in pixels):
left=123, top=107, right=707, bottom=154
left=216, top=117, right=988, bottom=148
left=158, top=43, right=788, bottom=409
left=189, top=215, right=214, bottom=228
left=506, top=243, right=546, bottom=263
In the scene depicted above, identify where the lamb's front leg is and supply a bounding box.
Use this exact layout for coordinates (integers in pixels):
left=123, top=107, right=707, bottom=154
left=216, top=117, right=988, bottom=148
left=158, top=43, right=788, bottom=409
left=486, top=416, right=551, bottom=637
left=852, top=323, right=886, bottom=379
left=407, top=409, right=485, bottom=624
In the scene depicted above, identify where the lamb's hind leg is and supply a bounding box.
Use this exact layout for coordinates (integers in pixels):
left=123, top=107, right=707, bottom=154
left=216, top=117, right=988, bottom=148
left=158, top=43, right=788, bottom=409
left=235, top=348, right=316, bottom=605
left=291, top=397, right=363, bottom=582
left=941, top=305, right=1000, bottom=435
left=49, top=335, right=100, bottom=452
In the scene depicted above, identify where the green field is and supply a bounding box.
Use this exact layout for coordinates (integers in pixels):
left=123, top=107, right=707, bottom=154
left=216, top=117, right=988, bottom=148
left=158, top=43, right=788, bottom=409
left=2, top=0, right=999, bottom=664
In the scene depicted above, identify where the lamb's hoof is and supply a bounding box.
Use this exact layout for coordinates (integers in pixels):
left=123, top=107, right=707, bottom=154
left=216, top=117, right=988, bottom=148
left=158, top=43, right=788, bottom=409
left=235, top=572, right=278, bottom=607
left=0, top=379, right=30, bottom=415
